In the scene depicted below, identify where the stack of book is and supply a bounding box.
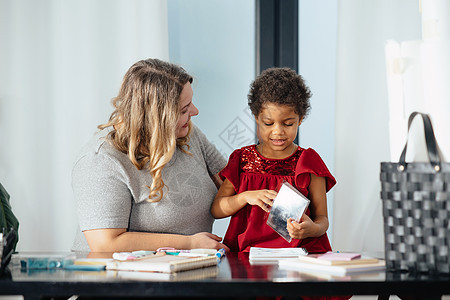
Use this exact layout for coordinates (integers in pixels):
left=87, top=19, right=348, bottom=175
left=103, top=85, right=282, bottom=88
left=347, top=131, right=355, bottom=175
left=108, top=266, right=219, bottom=281
left=106, top=252, right=218, bottom=273
left=278, top=252, right=385, bottom=276
left=249, top=247, right=308, bottom=264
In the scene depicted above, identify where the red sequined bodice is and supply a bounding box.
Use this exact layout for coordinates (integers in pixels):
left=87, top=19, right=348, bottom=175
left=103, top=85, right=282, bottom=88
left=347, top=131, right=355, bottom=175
left=240, top=145, right=301, bottom=176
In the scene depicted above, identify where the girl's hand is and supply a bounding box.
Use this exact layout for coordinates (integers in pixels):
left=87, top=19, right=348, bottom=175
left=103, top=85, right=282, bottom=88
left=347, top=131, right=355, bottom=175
left=189, top=232, right=230, bottom=252
left=286, top=215, right=319, bottom=240
left=242, top=190, right=277, bottom=212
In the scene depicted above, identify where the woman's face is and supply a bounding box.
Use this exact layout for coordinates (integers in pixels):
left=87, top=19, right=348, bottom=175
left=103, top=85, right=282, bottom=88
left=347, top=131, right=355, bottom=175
left=176, top=82, right=198, bottom=138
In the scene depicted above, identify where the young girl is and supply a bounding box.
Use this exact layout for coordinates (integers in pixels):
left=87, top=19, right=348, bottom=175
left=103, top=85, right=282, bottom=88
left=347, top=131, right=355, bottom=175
left=211, top=67, right=335, bottom=254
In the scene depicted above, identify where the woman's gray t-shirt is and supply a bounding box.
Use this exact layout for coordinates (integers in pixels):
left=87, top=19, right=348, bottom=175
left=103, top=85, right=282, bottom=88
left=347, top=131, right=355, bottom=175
left=71, top=125, right=226, bottom=252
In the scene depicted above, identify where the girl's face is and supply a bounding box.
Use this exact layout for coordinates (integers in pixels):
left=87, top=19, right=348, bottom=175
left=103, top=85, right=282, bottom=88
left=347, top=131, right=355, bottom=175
left=255, top=103, right=301, bottom=159
left=176, top=82, right=198, bottom=138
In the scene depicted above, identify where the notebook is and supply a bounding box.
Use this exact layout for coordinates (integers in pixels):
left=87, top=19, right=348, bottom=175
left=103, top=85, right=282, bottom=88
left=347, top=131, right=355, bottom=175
left=108, top=265, right=219, bottom=281
left=296, top=252, right=379, bottom=266
left=249, top=247, right=308, bottom=264
left=106, top=253, right=218, bottom=273
left=278, top=258, right=386, bottom=276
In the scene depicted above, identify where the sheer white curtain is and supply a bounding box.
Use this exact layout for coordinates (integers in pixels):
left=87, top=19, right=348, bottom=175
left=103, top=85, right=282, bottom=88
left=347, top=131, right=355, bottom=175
left=333, top=0, right=421, bottom=252
left=0, top=0, right=169, bottom=251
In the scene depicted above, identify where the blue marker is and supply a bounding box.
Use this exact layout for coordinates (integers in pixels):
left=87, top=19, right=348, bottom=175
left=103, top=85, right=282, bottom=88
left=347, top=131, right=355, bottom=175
left=215, top=248, right=226, bottom=261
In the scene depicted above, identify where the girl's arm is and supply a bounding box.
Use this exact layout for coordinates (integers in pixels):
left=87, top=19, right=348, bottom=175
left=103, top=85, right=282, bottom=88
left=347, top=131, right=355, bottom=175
left=211, top=179, right=277, bottom=218
left=211, top=173, right=223, bottom=189
left=287, top=173, right=329, bottom=239
left=84, top=229, right=230, bottom=252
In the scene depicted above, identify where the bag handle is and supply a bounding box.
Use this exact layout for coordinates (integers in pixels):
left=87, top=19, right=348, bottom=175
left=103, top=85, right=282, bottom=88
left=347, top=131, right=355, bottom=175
left=398, top=112, right=441, bottom=172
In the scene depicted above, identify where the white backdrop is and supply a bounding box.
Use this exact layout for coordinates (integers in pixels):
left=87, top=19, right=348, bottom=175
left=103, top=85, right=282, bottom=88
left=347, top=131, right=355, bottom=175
left=0, top=0, right=169, bottom=251
left=1, top=0, right=429, bottom=254
left=298, top=0, right=338, bottom=243
left=333, top=0, right=422, bottom=252
left=167, top=0, right=255, bottom=241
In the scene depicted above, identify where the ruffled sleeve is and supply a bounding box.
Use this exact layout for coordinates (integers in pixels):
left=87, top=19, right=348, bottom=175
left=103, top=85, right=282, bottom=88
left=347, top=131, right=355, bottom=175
left=219, top=149, right=243, bottom=192
left=295, top=148, right=336, bottom=192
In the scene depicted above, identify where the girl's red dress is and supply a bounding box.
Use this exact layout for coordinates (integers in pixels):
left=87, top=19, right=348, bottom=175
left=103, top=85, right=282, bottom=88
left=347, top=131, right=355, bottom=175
left=220, top=145, right=349, bottom=300
left=220, top=145, right=336, bottom=254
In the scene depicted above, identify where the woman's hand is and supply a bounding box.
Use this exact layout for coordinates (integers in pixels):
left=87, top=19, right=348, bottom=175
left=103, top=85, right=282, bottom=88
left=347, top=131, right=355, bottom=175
left=241, top=189, right=277, bottom=212
left=189, top=232, right=230, bottom=252
left=286, top=214, right=319, bottom=240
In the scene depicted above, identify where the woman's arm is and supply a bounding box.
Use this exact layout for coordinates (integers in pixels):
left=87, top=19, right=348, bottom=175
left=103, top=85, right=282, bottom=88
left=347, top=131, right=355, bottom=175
left=211, top=179, right=277, bottom=218
left=84, top=229, right=229, bottom=252
left=287, top=173, right=329, bottom=239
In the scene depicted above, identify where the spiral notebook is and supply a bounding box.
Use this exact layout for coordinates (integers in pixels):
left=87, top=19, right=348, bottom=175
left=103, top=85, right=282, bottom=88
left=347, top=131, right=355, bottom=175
left=249, top=247, right=308, bottom=265
left=249, top=247, right=307, bottom=260
left=108, top=266, right=219, bottom=281
left=106, top=253, right=218, bottom=273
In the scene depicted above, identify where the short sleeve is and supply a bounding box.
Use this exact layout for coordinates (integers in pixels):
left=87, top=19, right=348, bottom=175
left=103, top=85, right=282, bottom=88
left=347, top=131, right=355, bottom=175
left=219, top=149, right=243, bottom=192
left=72, top=151, right=132, bottom=231
left=192, top=125, right=227, bottom=176
left=295, top=148, right=336, bottom=192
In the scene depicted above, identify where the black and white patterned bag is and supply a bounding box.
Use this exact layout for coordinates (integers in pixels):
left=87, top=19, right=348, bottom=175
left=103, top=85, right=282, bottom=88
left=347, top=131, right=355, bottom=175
left=380, top=112, right=450, bottom=273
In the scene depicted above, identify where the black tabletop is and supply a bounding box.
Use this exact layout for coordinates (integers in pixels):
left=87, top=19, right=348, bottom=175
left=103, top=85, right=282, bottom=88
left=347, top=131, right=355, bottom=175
left=1, top=252, right=449, bottom=299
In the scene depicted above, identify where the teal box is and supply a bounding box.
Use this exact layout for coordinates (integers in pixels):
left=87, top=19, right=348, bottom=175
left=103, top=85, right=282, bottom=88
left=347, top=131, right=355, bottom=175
left=12, top=252, right=76, bottom=270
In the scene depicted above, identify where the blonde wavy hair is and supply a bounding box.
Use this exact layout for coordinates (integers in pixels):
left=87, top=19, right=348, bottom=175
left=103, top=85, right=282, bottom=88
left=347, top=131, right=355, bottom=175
left=99, top=58, right=193, bottom=202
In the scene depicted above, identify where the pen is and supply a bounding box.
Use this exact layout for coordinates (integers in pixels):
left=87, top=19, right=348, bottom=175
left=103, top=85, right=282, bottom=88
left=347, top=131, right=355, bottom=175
left=156, top=247, right=177, bottom=252
left=160, top=248, right=217, bottom=255
left=216, top=248, right=226, bottom=261
left=178, top=252, right=210, bottom=257
left=164, top=250, right=191, bottom=255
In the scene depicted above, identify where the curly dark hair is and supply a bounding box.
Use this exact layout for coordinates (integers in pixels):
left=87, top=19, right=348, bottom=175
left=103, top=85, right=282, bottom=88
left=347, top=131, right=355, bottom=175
left=248, top=67, right=312, bottom=119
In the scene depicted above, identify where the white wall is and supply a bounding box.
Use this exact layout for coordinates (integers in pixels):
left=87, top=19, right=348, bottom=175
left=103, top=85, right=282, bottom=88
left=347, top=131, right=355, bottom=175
left=0, top=0, right=169, bottom=251
left=333, top=0, right=421, bottom=252
left=298, top=0, right=338, bottom=244
left=168, top=0, right=255, bottom=239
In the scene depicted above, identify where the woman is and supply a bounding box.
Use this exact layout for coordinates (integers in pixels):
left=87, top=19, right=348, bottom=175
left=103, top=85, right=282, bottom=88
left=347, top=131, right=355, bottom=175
left=71, top=58, right=228, bottom=252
